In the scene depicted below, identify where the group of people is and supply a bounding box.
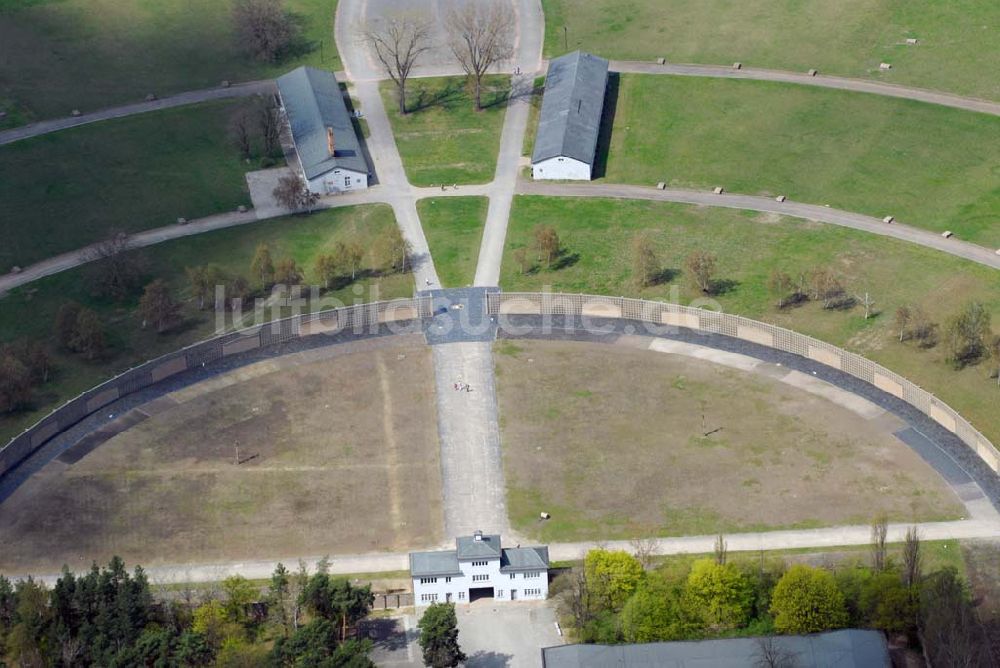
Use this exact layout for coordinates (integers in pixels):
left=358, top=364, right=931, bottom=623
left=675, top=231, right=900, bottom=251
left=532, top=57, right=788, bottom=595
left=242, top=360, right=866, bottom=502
left=453, top=381, right=472, bottom=392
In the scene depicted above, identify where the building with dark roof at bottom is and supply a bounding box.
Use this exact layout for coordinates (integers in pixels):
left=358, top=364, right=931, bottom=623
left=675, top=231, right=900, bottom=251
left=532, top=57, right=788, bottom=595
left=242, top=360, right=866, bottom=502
left=531, top=51, right=609, bottom=181
left=541, top=629, right=891, bottom=667
left=276, top=66, right=369, bottom=195
left=410, top=530, right=549, bottom=605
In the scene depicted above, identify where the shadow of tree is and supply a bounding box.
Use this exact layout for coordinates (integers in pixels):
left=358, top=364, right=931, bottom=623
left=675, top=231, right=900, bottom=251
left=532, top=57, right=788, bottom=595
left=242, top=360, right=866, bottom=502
left=465, top=650, right=514, bottom=667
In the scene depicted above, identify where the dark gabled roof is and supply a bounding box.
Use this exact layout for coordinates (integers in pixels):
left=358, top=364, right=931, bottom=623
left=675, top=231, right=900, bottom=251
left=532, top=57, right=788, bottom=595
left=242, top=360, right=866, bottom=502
left=531, top=51, right=609, bottom=166
left=276, top=66, right=367, bottom=178
left=500, top=546, right=549, bottom=572
left=541, top=629, right=890, bottom=668
left=456, top=534, right=502, bottom=560
left=409, top=550, right=463, bottom=578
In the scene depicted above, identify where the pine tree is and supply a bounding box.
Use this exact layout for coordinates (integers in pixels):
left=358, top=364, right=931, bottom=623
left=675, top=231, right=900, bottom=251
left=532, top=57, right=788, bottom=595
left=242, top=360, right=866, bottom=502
left=417, top=603, right=466, bottom=668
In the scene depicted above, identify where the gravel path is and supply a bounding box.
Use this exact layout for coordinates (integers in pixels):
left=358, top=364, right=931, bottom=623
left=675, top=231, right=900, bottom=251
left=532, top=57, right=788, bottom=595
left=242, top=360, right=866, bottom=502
left=518, top=181, right=1000, bottom=269
left=610, top=61, right=1000, bottom=117
left=0, top=81, right=277, bottom=146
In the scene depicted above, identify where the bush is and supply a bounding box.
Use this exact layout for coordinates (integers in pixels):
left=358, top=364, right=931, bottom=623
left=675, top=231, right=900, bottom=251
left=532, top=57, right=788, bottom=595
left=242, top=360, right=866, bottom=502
left=681, top=559, right=755, bottom=631
left=770, top=565, right=848, bottom=634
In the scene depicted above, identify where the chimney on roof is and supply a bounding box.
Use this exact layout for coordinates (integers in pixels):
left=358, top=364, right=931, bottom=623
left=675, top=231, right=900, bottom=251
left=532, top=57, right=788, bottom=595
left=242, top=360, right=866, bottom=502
left=326, top=127, right=335, bottom=156
left=474, top=530, right=483, bottom=541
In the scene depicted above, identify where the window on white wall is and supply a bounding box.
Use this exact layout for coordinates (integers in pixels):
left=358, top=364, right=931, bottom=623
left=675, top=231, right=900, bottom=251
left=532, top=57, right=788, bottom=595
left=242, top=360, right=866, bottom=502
left=420, top=577, right=437, bottom=584
left=472, top=574, right=489, bottom=582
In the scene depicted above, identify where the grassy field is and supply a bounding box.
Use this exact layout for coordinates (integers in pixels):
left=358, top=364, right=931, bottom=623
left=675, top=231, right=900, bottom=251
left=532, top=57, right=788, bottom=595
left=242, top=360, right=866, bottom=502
left=542, top=0, right=1000, bottom=100
left=417, top=197, right=488, bottom=287
left=0, top=100, right=258, bottom=273
left=501, top=196, right=1000, bottom=445
left=0, top=204, right=413, bottom=445
left=0, top=340, right=442, bottom=572
left=598, top=75, right=1000, bottom=247
left=0, top=0, right=340, bottom=127
left=380, top=76, right=510, bottom=186
left=496, top=339, right=963, bottom=543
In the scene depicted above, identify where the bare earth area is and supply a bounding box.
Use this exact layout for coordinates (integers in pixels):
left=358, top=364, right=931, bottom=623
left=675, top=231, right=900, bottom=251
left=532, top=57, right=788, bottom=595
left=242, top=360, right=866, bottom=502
left=495, top=339, right=964, bottom=542
left=0, top=340, right=443, bottom=574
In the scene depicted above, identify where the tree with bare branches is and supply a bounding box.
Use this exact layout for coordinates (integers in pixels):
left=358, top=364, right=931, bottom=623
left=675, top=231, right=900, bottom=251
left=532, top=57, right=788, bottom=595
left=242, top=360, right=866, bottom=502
left=714, top=535, right=728, bottom=566
left=232, top=0, right=299, bottom=63
left=871, top=515, right=888, bottom=573
left=685, top=250, right=717, bottom=294
left=445, top=0, right=515, bottom=111
left=902, top=526, right=921, bottom=589
left=272, top=174, right=319, bottom=212
left=629, top=537, right=659, bottom=569
left=533, top=224, right=561, bottom=269
left=768, top=270, right=793, bottom=308
left=86, top=232, right=145, bottom=301
left=630, top=232, right=660, bottom=288
left=894, top=305, right=912, bottom=342
left=360, top=16, right=433, bottom=115
left=139, top=279, right=181, bottom=333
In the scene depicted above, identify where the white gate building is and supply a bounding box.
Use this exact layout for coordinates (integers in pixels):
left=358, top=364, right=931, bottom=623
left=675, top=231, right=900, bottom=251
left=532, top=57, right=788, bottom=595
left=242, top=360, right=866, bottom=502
left=410, top=531, right=550, bottom=605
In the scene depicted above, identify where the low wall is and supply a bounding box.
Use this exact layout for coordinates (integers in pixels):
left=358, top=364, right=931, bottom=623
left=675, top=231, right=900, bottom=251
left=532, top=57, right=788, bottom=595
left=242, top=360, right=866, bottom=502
left=0, top=298, right=432, bottom=479
left=488, top=292, right=1000, bottom=475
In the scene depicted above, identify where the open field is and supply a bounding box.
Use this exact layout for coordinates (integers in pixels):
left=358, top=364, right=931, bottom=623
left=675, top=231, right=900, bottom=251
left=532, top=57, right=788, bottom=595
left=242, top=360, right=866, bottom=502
left=417, top=197, right=488, bottom=288
left=542, top=0, right=1000, bottom=100
left=600, top=75, right=1000, bottom=247
left=0, top=340, right=442, bottom=573
left=380, top=76, right=510, bottom=186
left=495, top=339, right=964, bottom=543
left=0, top=100, right=257, bottom=272
left=0, top=0, right=339, bottom=127
left=0, top=204, right=412, bottom=446
left=501, top=196, right=1000, bottom=445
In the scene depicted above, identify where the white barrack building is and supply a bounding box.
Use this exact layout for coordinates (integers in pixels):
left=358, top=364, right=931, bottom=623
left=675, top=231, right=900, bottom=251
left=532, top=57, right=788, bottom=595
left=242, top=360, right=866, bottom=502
left=410, top=531, right=550, bottom=605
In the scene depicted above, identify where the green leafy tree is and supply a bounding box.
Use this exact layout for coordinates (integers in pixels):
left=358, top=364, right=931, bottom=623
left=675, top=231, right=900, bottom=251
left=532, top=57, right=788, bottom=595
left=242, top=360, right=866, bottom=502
left=681, top=558, right=755, bottom=631
left=271, top=618, right=374, bottom=667
left=299, top=568, right=374, bottom=641
left=770, top=565, right=848, bottom=634
left=222, top=575, right=259, bottom=629
left=584, top=549, right=645, bottom=612
left=5, top=578, right=53, bottom=668
left=860, top=572, right=917, bottom=635
left=620, top=574, right=690, bottom=643
left=334, top=241, right=365, bottom=281
left=418, top=603, right=465, bottom=668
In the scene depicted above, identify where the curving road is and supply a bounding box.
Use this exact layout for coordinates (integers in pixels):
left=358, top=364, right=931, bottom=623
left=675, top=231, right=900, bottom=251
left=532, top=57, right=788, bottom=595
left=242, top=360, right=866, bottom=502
left=517, top=181, right=1000, bottom=270
left=610, top=61, right=1000, bottom=116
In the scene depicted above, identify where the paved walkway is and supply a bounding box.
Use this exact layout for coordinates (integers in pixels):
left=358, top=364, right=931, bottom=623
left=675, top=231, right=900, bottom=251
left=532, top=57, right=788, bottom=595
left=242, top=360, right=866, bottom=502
left=0, top=81, right=276, bottom=146
left=517, top=181, right=1000, bottom=269
left=0, top=189, right=386, bottom=296
left=610, top=60, right=1000, bottom=117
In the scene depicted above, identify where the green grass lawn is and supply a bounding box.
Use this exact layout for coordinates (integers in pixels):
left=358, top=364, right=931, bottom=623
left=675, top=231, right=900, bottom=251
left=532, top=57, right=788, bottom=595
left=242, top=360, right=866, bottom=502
left=0, top=0, right=339, bottom=127
left=600, top=75, right=1000, bottom=247
left=417, top=197, right=488, bottom=287
left=380, top=76, right=510, bottom=186
left=0, top=204, right=412, bottom=445
left=542, top=0, right=1000, bottom=100
left=0, top=100, right=258, bottom=273
left=502, top=196, right=1000, bottom=446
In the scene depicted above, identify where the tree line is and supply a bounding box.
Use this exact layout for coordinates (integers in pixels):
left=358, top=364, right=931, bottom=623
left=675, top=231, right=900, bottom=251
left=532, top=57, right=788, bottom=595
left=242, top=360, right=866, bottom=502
left=0, top=557, right=377, bottom=667
left=556, top=524, right=993, bottom=665
left=0, top=226, right=412, bottom=417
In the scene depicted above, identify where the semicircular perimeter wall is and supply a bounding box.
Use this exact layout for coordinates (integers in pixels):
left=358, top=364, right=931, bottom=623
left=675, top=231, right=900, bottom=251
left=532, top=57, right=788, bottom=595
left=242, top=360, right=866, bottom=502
left=1, top=294, right=996, bottom=491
